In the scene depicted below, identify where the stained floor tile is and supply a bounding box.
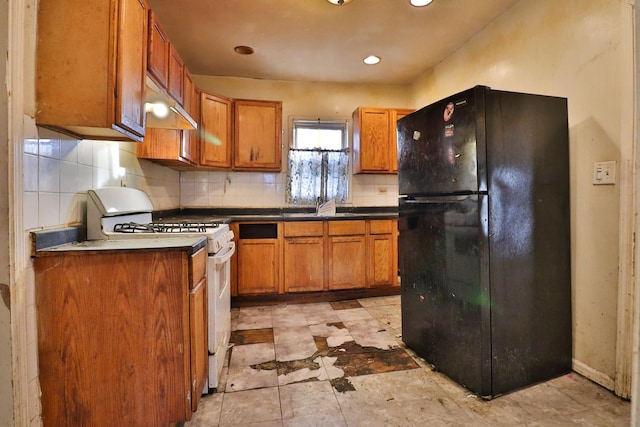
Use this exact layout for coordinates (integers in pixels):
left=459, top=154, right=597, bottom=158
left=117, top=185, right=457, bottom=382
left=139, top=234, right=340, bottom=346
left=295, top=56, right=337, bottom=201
left=230, top=327, right=274, bottom=345
left=186, top=295, right=631, bottom=426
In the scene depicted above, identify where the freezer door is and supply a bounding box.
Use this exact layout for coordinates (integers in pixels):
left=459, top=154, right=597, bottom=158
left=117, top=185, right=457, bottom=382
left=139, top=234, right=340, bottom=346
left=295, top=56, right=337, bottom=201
left=397, top=86, right=487, bottom=196
left=399, top=195, right=491, bottom=396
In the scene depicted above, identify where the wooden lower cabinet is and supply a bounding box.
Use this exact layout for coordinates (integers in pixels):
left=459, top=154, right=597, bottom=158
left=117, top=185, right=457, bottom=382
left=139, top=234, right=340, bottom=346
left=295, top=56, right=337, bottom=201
left=189, top=276, right=208, bottom=412
left=235, top=219, right=397, bottom=297
left=34, top=246, right=207, bottom=426
left=367, top=219, right=398, bottom=287
left=327, top=235, right=366, bottom=290
left=236, top=223, right=281, bottom=294
left=283, top=222, right=324, bottom=292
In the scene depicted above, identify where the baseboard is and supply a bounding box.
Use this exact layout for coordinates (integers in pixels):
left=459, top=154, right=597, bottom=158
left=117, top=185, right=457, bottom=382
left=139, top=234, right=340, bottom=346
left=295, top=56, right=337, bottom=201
left=572, top=358, right=615, bottom=391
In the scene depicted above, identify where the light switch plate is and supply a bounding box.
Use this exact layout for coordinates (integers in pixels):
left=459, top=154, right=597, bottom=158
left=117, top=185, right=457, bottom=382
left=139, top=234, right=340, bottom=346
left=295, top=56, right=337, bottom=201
left=593, top=161, right=616, bottom=185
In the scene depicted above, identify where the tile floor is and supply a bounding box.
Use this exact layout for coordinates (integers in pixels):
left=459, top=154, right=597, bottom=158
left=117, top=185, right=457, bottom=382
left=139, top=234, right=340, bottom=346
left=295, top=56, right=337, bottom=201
left=186, top=295, right=631, bottom=426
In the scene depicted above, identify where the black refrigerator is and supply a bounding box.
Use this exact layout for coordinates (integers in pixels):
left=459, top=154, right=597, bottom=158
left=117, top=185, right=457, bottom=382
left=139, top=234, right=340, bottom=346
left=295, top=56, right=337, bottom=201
left=397, top=86, right=571, bottom=398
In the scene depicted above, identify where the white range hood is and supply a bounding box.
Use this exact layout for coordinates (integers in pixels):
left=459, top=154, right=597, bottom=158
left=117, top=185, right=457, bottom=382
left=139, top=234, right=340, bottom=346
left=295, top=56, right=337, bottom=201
left=145, top=76, right=197, bottom=131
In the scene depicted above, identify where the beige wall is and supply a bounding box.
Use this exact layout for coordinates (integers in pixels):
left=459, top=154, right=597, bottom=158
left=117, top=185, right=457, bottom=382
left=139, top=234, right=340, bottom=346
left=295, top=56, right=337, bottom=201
left=410, top=0, right=628, bottom=389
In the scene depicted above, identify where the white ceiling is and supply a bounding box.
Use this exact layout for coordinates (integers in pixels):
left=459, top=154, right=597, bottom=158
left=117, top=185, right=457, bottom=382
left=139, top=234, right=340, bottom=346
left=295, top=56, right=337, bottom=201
left=147, top=0, right=520, bottom=85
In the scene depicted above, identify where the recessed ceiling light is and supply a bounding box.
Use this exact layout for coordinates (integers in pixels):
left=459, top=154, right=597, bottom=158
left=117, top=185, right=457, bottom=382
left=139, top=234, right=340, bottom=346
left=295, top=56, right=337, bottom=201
left=234, top=45, right=255, bottom=55
left=327, top=0, right=353, bottom=5
left=363, top=55, right=381, bottom=65
left=410, top=0, right=433, bottom=6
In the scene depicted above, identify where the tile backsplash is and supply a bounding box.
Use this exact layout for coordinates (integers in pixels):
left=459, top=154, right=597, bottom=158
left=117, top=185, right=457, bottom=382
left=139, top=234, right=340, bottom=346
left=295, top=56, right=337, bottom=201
left=179, top=170, right=399, bottom=208
left=23, top=129, right=180, bottom=232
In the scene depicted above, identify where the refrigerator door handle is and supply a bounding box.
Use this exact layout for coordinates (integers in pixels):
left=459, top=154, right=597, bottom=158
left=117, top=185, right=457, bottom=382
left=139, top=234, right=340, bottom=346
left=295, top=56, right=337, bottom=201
left=402, top=194, right=477, bottom=203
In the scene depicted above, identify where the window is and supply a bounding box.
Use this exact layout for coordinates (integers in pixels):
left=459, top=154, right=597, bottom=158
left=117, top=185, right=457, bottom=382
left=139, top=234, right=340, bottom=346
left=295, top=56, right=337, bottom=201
left=286, top=119, right=349, bottom=205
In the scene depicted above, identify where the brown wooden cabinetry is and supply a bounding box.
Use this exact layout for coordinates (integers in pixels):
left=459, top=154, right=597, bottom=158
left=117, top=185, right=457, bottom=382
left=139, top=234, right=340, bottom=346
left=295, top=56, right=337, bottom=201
left=137, top=67, right=199, bottom=167
left=34, top=244, right=207, bottom=426
left=234, top=99, right=283, bottom=171
left=36, top=0, right=149, bottom=142
left=147, top=10, right=169, bottom=88
left=200, top=91, right=233, bottom=169
left=189, top=248, right=208, bottom=411
left=327, top=220, right=367, bottom=290
left=147, top=10, right=184, bottom=105
left=283, top=222, right=325, bottom=292
left=236, top=223, right=281, bottom=295
left=181, top=69, right=200, bottom=164
left=352, top=107, right=414, bottom=174
left=234, top=218, right=397, bottom=297
left=367, top=219, right=398, bottom=287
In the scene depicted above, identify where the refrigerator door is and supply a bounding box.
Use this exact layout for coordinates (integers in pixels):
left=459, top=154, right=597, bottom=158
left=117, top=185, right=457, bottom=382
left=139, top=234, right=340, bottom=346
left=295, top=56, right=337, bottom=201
left=399, top=195, right=491, bottom=397
left=397, top=86, right=487, bottom=196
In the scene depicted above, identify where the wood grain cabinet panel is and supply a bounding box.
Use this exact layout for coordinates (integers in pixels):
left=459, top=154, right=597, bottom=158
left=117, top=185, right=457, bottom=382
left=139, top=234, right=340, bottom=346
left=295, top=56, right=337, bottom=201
left=328, top=235, right=367, bottom=290
left=35, top=247, right=206, bottom=425
left=283, top=221, right=325, bottom=292
left=147, top=10, right=169, bottom=88
left=237, top=239, right=280, bottom=295
left=181, top=69, right=200, bottom=164
left=36, top=0, right=149, bottom=142
left=284, top=237, right=325, bottom=292
left=233, top=99, right=283, bottom=171
left=367, top=219, right=398, bottom=287
left=168, top=44, right=185, bottom=105
left=200, top=92, right=233, bottom=169
left=189, top=276, right=207, bottom=411
left=352, top=107, right=414, bottom=174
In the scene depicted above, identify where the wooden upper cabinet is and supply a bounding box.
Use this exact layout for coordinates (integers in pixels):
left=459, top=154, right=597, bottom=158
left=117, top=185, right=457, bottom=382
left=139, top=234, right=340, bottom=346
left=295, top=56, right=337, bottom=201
left=147, top=10, right=169, bottom=89
left=200, top=91, right=233, bottom=169
left=168, top=44, right=185, bottom=105
left=181, top=70, right=199, bottom=164
left=353, top=108, right=390, bottom=173
left=352, top=107, right=414, bottom=174
left=36, top=0, right=149, bottom=142
left=147, top=10, right=184, bottom=106
left=233, top=99, right=283, bottom=171
left=390, top=109, right=414, bottom=173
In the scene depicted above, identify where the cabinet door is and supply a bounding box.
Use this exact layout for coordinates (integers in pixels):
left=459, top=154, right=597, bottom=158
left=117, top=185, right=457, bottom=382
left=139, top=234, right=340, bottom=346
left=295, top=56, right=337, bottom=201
left=367, top=234, right=395, bottom=286
left=367, top=219, right=398, bottom=287
left=353, top=107, right=390, bottom=173
left=168, top=44, right=184, bottom=105
left=138, top=127, right=195, bottom=166
left=284, top=237, right=324, bottom=292
left=181, top=70, right=199, bottom=164
left=233, top=99, right=282, bottom=171
left=237, top=239, right=280, bottom=294
left=117, top=0, right=148, bottom=138
left=327, top=236, right=366, bottom=290
left=189, top=277, right=208, bottom=411
left=200, top=92, right=233, bottom=169
left=390, top=109, right=414, bottom=173
left=147, top=10, right=169, bottom=88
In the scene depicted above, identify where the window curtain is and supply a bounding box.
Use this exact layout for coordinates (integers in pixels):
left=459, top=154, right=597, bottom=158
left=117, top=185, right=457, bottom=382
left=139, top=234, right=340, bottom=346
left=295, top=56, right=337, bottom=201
left=287, top=150, right=348, bottom=204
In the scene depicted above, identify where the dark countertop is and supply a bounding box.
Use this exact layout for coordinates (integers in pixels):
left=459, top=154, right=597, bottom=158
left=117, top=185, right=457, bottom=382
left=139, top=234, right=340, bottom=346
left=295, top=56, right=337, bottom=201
left=155, top=206, right=398, bottom=223
left=32, top=231, right=207, bottom=256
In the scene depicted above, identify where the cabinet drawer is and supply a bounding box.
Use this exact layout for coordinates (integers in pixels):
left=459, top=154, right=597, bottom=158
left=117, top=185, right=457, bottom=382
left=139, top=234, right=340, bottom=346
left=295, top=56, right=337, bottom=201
left=191, top=247, right=206, bottom=288
left=284, top=221, right=324, bottom=237
left=369, top=219, right=394, bottom=235
left=328, top=220, right=366, bottom=236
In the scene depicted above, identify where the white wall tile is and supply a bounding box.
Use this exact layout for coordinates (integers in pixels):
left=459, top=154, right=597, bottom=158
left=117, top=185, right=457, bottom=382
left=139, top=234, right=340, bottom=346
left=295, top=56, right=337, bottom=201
left=23, top=153, right=38, bottom=192
left=38, top=193, right=59, bottom=227
left=38, top=157, right=59, bottom=192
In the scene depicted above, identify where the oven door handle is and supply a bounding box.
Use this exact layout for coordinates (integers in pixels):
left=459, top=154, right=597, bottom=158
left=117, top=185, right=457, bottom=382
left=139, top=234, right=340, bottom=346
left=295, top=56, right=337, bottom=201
left=212, top=241, right=236, bottom=265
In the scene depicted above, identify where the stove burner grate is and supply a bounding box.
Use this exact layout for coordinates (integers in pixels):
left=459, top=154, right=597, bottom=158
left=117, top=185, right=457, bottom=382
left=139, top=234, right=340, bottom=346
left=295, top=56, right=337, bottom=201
left=113, top=221, right=221, bottom=234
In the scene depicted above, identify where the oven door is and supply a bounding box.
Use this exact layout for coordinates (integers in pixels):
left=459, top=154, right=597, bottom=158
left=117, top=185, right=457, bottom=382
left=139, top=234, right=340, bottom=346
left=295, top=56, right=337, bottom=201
left=206, top=241, right=235, bottom=390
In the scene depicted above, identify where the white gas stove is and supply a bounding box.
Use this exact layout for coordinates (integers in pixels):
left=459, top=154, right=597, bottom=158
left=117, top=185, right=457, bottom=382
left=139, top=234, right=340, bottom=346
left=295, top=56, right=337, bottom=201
left=87, top=187, right=234, bottom=393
